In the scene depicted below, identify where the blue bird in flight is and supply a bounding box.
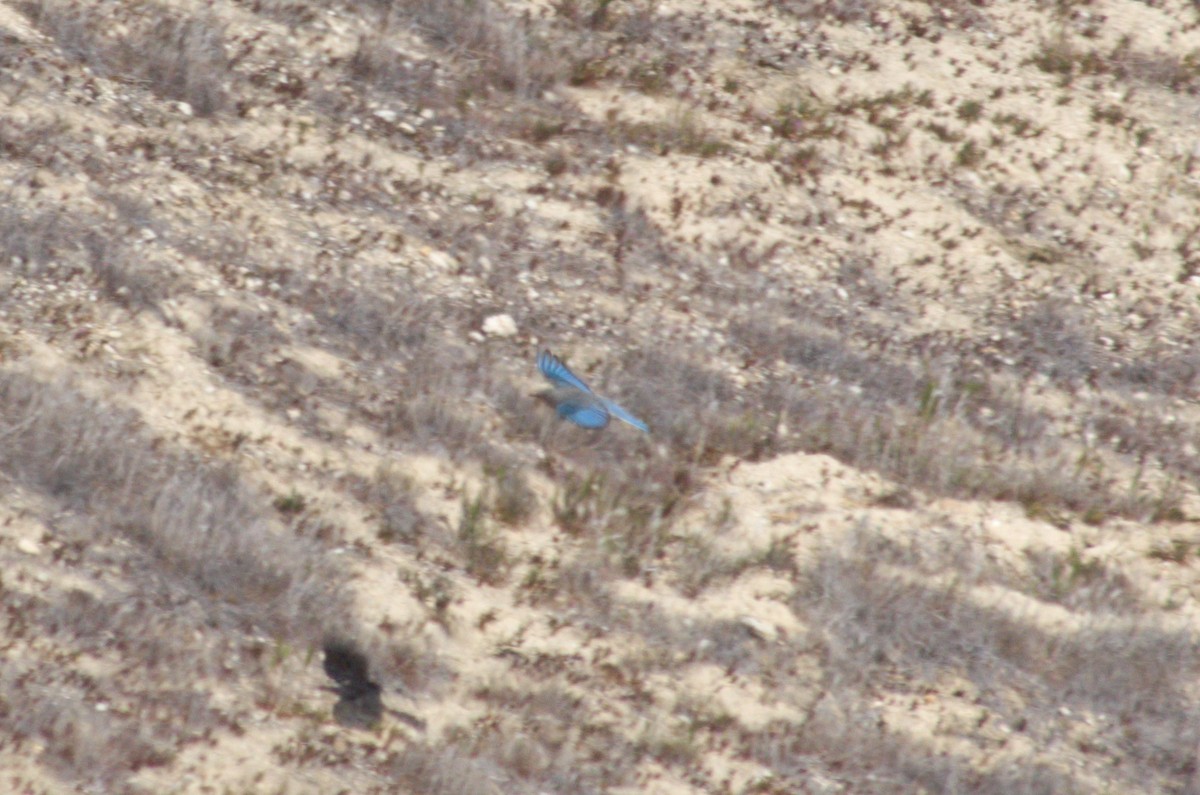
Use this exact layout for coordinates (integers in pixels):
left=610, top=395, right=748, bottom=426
left=536, top=350, right=649, bottom=432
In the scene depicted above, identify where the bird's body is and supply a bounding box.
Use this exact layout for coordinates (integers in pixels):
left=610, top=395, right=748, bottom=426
left=536, top=350, right=649, bottom=432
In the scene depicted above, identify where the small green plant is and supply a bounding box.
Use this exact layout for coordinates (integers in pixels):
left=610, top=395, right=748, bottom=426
left=1148, top=538, right=1194, bottom=564
left=273, top=489, right=307, bottom=514
left=992, top=113, right=1042, bottom=138
left=712, top=496, right=735, bottom=532
left=1029, top=34, right=1081, bottom=82
left=868, top=130, right=911, bottom=160
left=569, top=55, right=610, bottom=86
left=634, top=719, right=701, bottom=765
left=955, top=139, right=984, bottom=168
left=489, top=466, right=536, bottom=526
left=756, top=534, right=798, bottom=575
left=618, top=109, right=730, bottom=157
left=517, top=556, right=558, bottom=604
left=673, top=534, right=726, bottom=597
left=409, top=572, right=455, bottom=626
left=552, top=473, right=603, bottom=535
left=956, top=99, right=983, bottom=123
left=1021, top=497, right=1069, bottom=529
left=777, top=144, right=822, bottom=182
left=926, top=122, right=964, bottom=143
left=1091, top=104, right=1127, bottom=126
left=458, top=490, right=509, bottom=586
left=1049, top=546, right=1104, bottom=598
left=771, top=96, right=842, bottom=141
left=669, top=107, right=729, bottom=157
left=1150, top=477, right=1186, bottom=523
left=627, top=57, right=671, bottom=94
left=272, top=639, right=294, bottom=667
left=371, top=465, right=425, bottom=544
left=526, top=117, right=566, bottom=142
left=545, top=154, right=568, bottom=177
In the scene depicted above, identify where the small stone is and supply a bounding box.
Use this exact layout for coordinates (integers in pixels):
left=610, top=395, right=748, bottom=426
left=16, top=538, right=40, bottom=556
left=425, top=250, right=455, bottom=271
left=739, top=615, right=777, bottom=642
left=482, top=313, right=518, bottom=338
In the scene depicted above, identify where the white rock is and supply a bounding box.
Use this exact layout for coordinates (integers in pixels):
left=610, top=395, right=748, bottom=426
left=739, top=615, right=778, bottom=642
left=482, top=313, right=518, bottom=338
left=421, top=250, right=454, bottom=272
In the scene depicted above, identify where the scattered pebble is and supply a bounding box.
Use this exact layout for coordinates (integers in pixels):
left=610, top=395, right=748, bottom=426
left=482, top=313, right=518, bottom=338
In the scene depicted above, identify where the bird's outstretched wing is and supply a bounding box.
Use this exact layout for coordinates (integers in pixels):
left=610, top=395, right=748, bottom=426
left=603, top=398, right=649, bottom=433
left=538, top=350, right=594, bottom=394
left=556, top=396, right=610, bottom=429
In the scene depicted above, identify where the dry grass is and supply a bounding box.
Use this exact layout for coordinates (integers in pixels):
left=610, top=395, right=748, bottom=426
left=0, top=200, right=177, bottom=322
left=792, top=521, right=1200, bottom=791
left=22, top=1, right=230, bottom=115
left=348, top=0, right=566, bottom=100
left=3, top=0, right=1200, bottom=791
left=364, top=464, right=428, bottom=544
left=0, top=369, right=346, bottom=633
left=0, top=371, right=360, bottom=787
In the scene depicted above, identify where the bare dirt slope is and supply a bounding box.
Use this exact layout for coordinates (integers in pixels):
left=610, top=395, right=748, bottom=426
left=3, top=0, right=1200, bottom=792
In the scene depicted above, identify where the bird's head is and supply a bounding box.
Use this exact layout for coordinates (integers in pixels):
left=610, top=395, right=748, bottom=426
left=532, top=385, right=581, bottom=407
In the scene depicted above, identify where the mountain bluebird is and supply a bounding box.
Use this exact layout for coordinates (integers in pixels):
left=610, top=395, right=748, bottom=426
left=536, top=350, right=649, bottom=432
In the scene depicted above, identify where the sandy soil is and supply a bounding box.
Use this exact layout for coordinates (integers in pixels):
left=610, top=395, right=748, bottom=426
left=2, top=0, right=1200, bottom=793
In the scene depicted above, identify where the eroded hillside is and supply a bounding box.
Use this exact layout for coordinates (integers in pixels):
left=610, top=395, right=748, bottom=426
left=3, top=0, right=1200, bottom=792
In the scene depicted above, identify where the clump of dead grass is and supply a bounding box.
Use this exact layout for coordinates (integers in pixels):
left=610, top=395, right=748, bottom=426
left=354, top=0, right=565, bottom=99
left=0, top=369, right=379, bottom=787
left=22, top=1, right=230, bottom=115
left=790, top=521, right=1200, bottom=790
left=0, top=368, right=346, bottom=635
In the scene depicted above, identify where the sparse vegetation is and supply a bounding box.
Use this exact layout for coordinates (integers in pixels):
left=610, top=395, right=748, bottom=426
left=457, top=489, right=510, bottom=586
left=956, top=138, right=984, bottom=167
left=0, top=370, right=351, bottom=786
left=1148, top=538, right=1195, bottom=565
left=770, top=95, right=844, bottom=141
left=792, top=521, right=1200, bottom=792
left=618, top=106, right=731, bottom=157
left=488, top=465, right=536, bottom=526
left=367, top=465, right=427, bottom=544
left=992, top=111, right=1043, bottom=137
left=3, top=0, right=1200, bottom=791
left=274, top=489, right=307, bottom=514
left=957, top=99, right=983, bottom=122
left=22, top=2, right=230, bottom=114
